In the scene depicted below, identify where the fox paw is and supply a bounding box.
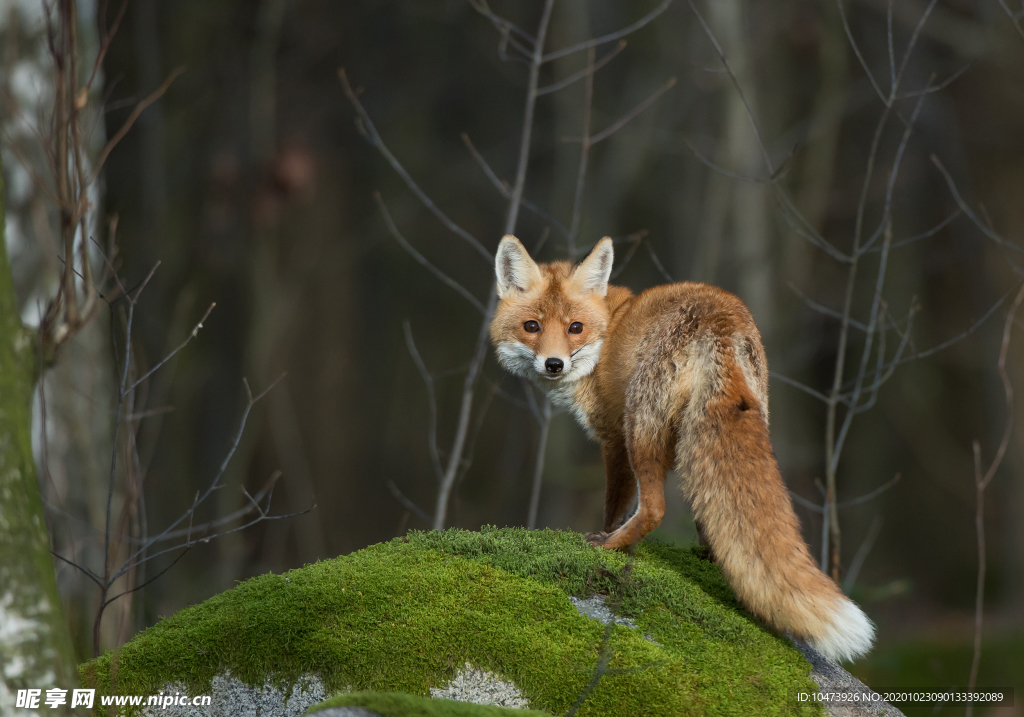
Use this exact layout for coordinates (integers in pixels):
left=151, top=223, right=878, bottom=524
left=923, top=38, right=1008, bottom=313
left=585, top=531, right=610, bottom=547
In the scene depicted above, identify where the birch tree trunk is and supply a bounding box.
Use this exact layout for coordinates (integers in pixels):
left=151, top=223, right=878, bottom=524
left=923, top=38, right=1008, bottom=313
left=0, top=161, right=80, bottom=711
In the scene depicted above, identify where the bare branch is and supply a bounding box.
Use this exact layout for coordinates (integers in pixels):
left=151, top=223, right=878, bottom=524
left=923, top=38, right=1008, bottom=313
left=966, top=284, right=1024, bottom=711
left=997, top=0, right=1024, bottom=41
left=386, top=480, right=433, bottom=525
left=978, top=283, right=1024, bottom=491
left=585, top=78, right=675, bottom=146
left=376, top=193, right=486, bottom=315
left=403, top=321, right=444, bottom=482
left=894, top=63, right=969, bottom=99
left=831, top=221, right=895, bottom=475
left=931, top=155, right=1024, bottom=257
left=772, top=372, right=832, bottom=404
left=893, top=0, right=939, bottom=98
left=610, top=235, right=644, bottom=280
left=51, top=551, right=104, bottom=589
left=100, top=547, right=191, bottom=611
left=90, top=66, right=185, bottom=186
left=83, top=0, right=129, bottom=94
left=536, top=41, right=625, bottom=96
left=469, top=0, right=536, bottom=50
left=678, top=135, right=763, bottom=184
left=339, top=68, right=492, bottom=262
left=887, top=0, right=897, bottom=94
left=836, top=0, right=887, bottom=104
left=645, top=241, right=674, bottom=283
left=686, top=0, right=773, bottom=174
left=567, top=47, right=596, bottom=259
left=249, top=372, right=288, bottom=405
left=789, top=491, right=824, bottom=514
left=128, top=260, right=161, bottom=304
left=837, top=473, right=901, bottom=509
left=859, top=80, right=933, bottom=255
left=542, top=0, right=674, bottom=63
left=526, top=398, right=552, bottom=530
left=866, top=209, right=960, bottom=251
left=842, top=516, right=883, bottom=594
left=47, top=472, right=284, bottom=545
left=504, top=0, right=556, bottom=237
left=127, top=303, right=216, bottom=392
left=115, top=377, right=264, bottom=579
left=460, top=133, right=571, bottom=239
left=895, top=279, right=1024, bottom=363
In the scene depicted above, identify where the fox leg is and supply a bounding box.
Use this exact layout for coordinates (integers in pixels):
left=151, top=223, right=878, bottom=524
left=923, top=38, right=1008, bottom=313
left=590, top=433, right=669, bottom=550
left=601, top=437, right=636, bottom=532
left=694, top=519, right=717, bottom=562
left=585, top=437, right=636, bottom=545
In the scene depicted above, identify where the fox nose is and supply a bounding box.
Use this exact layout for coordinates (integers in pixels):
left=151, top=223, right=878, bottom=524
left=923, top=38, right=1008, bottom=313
left=545, top=358, right=564, bottom=374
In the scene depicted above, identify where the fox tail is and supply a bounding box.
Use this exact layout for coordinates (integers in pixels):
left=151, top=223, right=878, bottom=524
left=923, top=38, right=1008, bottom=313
left=677, top=339, right=875, bottom=663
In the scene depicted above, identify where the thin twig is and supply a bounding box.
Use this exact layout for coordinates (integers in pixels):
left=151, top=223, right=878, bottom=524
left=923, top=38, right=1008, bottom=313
left=843, top=516, right=883, bottom=594
left=128, top=302, right=216, bottom=392
left=567, top=47, right=596, bottom=260
left=772, top=373, right=832, bottom=404
left=386, top=480, right=433, bottom=525
left=90, top=67, right=185, bottom=186
left=526, top=398, right=553, bottom=530
left=377, top=194, right=486, bottom=315
left=838, top=473, right=901, bottom=509
left=966, top=284, right=1024, bottom=712
left=339, top=68, right=492, bottom=262
left=537, top=41, right=626, bottom=96
left=460, top=133, right=571, bottom=239
left=997, top=0, right=1024, bottom=41
left=542, top=0, right=674, bottom=63
left=46, top=472, right=283, bottom=545
left=403, top=321, right=444, bottom=482
left=431, top=0, right=557, bottom=531
left=585, top=78, right=675, bottom=146
left=469, top=0, right=536, bottom=49
left=645, top=240, right=674, bottom=283
left=931, top=155, right=1024, bottom=257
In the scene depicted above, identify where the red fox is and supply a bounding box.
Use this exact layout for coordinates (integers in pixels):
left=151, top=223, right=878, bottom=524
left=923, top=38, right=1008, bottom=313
left=489, top=234, right=875, bottom=662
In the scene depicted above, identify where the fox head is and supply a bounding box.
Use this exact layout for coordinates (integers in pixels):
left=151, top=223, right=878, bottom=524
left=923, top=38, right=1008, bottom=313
left=489, top=235, right=613, bottom=384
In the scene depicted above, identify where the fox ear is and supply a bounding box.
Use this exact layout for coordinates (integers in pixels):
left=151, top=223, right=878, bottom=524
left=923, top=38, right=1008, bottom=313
left=570, top=237, right=614, bottom=296
left=495, top=235, right=542, bottom=299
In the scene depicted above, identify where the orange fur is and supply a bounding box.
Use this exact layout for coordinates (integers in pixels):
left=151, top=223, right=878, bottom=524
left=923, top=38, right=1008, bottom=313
left=490, top=235, right=875, bottom=662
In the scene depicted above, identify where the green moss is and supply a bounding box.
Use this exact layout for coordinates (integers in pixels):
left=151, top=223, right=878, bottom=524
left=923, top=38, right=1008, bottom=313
left=80, top=527, right=821, bottom=716
left=308, top=691, right=551, bottom=716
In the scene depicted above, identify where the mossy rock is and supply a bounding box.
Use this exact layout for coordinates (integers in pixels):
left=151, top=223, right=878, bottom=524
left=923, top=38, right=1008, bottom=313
left=79, top=527, right=822, bottom=715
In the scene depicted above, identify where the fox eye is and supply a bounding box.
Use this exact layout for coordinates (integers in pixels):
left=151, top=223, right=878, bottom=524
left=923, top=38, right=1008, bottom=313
left=523, top=320, right=541, bottom=333
left=568, top=322, right=584, bottom=334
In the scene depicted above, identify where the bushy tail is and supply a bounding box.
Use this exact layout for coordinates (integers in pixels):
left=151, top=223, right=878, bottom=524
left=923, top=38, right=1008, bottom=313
left=678, top=354, right=875, bottom=662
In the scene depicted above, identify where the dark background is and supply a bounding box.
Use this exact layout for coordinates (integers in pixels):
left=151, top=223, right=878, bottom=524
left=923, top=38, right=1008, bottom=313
left=2, top=0, right=1023, bottom=701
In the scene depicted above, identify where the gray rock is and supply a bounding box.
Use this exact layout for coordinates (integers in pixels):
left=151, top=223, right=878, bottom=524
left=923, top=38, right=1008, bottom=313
left=309, top=709, right=382, bottom=717
left=569, top=595, right=659, bottom=644
left=429, top=663, right=530, bottom=710
left=142, top=673, right=327, bottom=717
left=792, top=640, right=906, bottom=717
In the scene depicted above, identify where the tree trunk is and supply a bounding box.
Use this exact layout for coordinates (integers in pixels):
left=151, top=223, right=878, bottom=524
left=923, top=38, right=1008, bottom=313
left=0, top=160, right=80, bottom=710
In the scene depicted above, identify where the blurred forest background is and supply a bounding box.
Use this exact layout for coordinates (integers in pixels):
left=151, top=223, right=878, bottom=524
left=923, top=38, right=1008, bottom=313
left=2, top=0, right=1024, bottom=706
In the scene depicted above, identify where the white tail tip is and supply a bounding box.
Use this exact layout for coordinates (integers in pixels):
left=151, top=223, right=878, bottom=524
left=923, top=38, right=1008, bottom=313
left=808, top=598, right=876, bottom=663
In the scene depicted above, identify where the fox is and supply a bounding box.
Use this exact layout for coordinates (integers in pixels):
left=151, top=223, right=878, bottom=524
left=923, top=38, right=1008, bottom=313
left=488, top=234, right=875, bottom=663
